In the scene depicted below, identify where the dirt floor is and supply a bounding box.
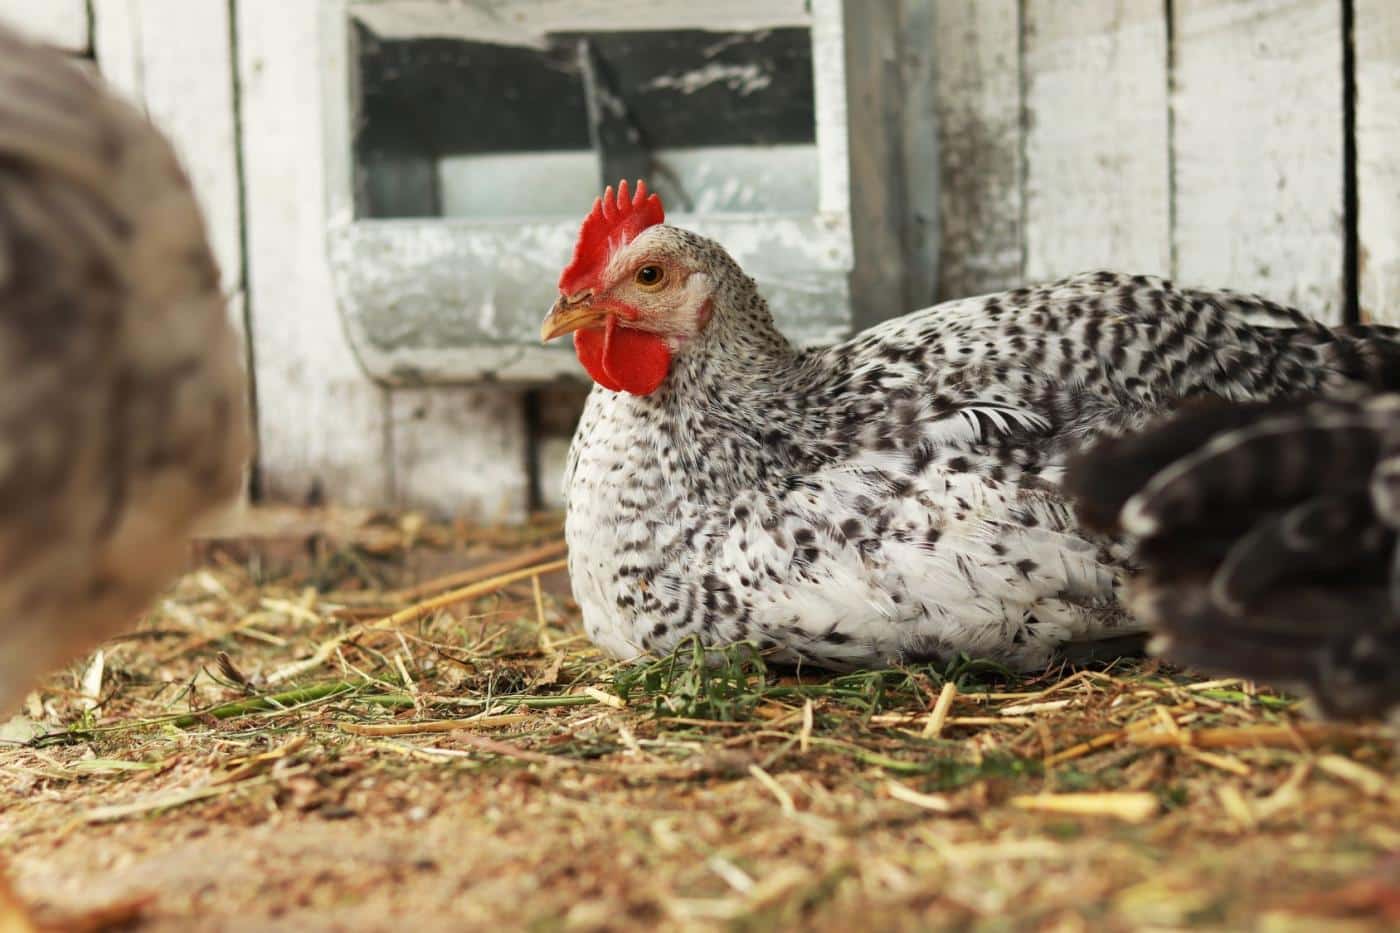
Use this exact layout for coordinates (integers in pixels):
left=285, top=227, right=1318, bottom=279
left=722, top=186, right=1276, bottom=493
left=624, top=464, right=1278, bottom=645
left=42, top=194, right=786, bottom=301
left=1, top=508, right=1397, bottom=932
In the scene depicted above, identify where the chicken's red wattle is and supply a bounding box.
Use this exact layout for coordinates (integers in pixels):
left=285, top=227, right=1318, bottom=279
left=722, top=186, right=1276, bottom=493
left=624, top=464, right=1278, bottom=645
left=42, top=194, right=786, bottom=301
left=574, top=315, right=671, bottom=396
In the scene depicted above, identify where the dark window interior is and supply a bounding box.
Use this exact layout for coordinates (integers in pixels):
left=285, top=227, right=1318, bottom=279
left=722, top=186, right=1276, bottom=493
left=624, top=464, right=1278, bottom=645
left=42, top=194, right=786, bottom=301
left=353, top=25, right=816, bottom=218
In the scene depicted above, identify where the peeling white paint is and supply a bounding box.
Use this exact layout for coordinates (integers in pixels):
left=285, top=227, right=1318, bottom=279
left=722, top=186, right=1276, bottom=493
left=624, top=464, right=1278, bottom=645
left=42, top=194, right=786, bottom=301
left=240, top=0, right=391, bottom=505
left=328, top=212, right=853, bottom=383
left=646, top=62, right=773, bottom=96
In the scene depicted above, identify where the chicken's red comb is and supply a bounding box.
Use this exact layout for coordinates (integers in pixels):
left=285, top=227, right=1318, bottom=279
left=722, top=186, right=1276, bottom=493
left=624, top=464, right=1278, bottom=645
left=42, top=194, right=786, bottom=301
left=558, top=179, right=665, bottom=295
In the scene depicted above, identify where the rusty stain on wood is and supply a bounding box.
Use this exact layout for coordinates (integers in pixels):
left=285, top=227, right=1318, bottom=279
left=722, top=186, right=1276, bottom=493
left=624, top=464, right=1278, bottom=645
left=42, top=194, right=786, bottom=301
left=933, top=0, right=1024, bottom=301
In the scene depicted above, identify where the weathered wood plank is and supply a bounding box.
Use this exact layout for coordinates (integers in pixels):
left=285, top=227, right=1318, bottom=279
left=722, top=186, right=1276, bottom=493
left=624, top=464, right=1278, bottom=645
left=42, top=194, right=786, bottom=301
left=842, top=0, right=940, bottom=324
left=897, top=0, right=940, bottom=312
left=933, top=0, right=1023, bottom=301
left=389, top=388, right=530, bottom=521
left=811, top=0, right=852, bottom=221
left=243, top=0, right=531, bottom=515
left=1356, top=0, right=1400, bottom=324
left=93, top=0, right=246, bottom=345
left=1023, top=1, right=1170, bottom=280
left=237, top=0, right=391, bottom=506
left=0, top=0, right=88, bottom=51
left=1172, top=0, right=1346, bottom=321
left=843, top=0, right=911, bottom=327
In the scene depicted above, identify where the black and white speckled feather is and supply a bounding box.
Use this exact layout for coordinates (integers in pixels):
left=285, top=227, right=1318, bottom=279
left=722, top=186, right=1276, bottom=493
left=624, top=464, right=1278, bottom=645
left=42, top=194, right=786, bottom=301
left=559, top=222, right=1400, bottom=672
left=1067, top=395, right=1400, bottom=719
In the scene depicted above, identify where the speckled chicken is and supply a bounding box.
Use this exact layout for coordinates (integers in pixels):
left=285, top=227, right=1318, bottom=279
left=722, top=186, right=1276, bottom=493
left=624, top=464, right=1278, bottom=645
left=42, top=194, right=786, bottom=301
left=542, top=181, right=1400, bottom=673
left=0, top=25, right=250, bottom=714
left=1066, top=394, right=1400, bottom=720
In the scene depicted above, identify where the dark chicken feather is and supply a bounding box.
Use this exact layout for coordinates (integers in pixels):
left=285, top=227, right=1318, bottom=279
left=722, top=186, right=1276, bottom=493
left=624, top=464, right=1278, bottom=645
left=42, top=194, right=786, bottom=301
left=1067, top=395, right=1400, bottom=719
left=1064, top=396, right=1305, bottom=534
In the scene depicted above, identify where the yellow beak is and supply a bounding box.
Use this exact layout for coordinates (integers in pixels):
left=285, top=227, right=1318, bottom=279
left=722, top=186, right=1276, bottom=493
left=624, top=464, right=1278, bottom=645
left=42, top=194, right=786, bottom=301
left=541, top=298, right=608, bottom=342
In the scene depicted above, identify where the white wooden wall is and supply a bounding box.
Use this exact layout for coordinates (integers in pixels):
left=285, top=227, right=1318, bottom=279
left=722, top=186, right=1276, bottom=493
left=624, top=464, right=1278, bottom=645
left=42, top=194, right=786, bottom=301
left=930, top=0, right=1364, bottom=325
left=236, top=1, right=529, bottom=519
left=2, top=0, right=1395, bottom=518
left=0, top=0, right=88, bottom=50
left=1022, top=2, right=1170, bottom=283
left=1358, top=0, right=1400, bottom=323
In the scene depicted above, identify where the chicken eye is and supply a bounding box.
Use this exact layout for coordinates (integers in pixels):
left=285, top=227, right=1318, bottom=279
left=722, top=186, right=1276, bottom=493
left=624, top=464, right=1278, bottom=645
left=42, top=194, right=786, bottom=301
left=635, top=265, right=666, bottom=289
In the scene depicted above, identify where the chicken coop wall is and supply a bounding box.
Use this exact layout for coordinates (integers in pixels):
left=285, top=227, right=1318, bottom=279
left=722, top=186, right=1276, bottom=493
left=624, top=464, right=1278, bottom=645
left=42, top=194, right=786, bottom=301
left=5, top=0, right=1397, bottom=520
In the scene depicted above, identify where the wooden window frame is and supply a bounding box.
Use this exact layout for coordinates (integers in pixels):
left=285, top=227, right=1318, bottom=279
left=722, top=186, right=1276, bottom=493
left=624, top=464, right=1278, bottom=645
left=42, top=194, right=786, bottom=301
left=319, top=0, right=853, bottom=385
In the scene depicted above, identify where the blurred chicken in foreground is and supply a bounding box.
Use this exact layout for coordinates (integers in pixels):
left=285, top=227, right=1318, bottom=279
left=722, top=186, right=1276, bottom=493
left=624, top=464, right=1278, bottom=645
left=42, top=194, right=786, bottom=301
left=0, top=22, right=249, bottom=926
left=1066, top=394, right=1400, bottom=721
